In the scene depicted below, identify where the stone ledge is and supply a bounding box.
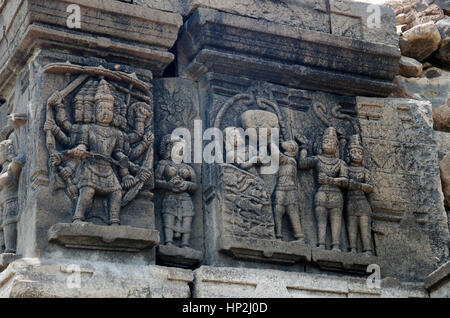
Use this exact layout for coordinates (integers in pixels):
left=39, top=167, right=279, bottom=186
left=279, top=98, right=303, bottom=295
left=193, top=265, right=428, bottom=298
left=219, top=236, right=311, bottom=265
left=312, top=248, right=378, bottom=274
left=0, top=0, right=183, bottom=94
left=424, top=260, right=450, bottom=290
left=157, top=245, right=203, bottom=269
left=48, top=222, right=160, bottom=252
left=178, top=7, right=400, bottom=97
left=0, top=258, right=193, bottom=298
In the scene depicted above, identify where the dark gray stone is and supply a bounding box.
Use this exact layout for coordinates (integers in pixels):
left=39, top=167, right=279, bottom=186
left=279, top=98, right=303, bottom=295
left=219, top=236, right=311, bottom=265
left=157, top=244, right=203, bottom=269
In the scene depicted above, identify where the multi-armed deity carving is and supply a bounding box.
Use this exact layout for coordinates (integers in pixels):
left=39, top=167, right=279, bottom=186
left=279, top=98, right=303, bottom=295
left=0, top=139, right=25, bottom=254
left=156, top=134, right=198, bottom=248
left=43, top=64, right=154, bottom=227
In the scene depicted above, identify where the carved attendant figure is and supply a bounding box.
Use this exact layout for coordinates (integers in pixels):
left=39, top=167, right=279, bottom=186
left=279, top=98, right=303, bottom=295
left=68, top=79, right=134, bottom=225
left=156, top=135, right=198, bottom=247
left=273, top=140, right=304, bottom=242
left=0, top=140, right=24, bottom=254
left=346, top=135, right=374, bottom=255
left=299, top=127, right=348, bottom=251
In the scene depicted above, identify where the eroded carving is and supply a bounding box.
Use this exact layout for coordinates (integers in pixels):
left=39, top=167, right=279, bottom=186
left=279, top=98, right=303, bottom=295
left=0, top=139, right=25, bottom=254
left=299, top=127, right=349, bottom=251
left=273, top=140, right=304, bottom=242
left=156, top=135, right=198, bottom=247
left=43, top=63, right=154, bottom=229
left=346, top=135, right=374, bottom=255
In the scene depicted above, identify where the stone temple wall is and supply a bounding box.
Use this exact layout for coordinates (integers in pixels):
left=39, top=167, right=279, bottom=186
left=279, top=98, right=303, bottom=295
left=0, top=0, right=448, bottom=298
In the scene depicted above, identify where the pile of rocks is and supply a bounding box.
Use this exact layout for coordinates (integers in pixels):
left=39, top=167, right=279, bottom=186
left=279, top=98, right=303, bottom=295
left=371, top=0, right=450, bottom=212
left=383, top=0, right=449, bottom=66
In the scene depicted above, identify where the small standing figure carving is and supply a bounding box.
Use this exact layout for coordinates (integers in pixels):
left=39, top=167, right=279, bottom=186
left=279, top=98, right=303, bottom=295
left=156, top=135, right=198, bottom=248
left=298, top=127, right=348, bottom=251
left=0, top=140, right=25, bottom=254
left=273, top=140, right=304, bottom=243
left=346, top=135, right=374, bottom=255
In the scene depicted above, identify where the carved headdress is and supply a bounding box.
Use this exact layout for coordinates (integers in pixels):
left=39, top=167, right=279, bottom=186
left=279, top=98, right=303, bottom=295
left=348, top=134, right=363, bottom=150
left=323, top=127, right=338, bottom=142
left=95, top=79, right=115, bottom=106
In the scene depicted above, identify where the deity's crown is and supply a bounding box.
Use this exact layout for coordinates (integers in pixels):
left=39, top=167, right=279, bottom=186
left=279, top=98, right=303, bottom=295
left=348, top=134, right=363, bottom=150
left=95, top=79, right=114, bottom=105
left=323, top=127, right=338, bottom=141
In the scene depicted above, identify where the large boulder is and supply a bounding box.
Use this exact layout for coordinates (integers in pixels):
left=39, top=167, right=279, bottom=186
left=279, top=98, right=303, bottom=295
left=400, top=21, right=442, bottom=61
left=433, top=99, right=450, bottom=132
left=398, top=56, right=423, bottom=77
left=436, top=18, right=450, bottom=64
left=390, top=67, right=449, bottom=109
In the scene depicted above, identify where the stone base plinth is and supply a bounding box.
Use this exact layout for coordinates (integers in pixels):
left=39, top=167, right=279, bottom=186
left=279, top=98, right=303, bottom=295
left=193, top=266, right=428, bottom=298
left=0, top=258, right=192, bottom=298
left=48, top=223, right=160, bottom=252
left=219, top=236, right=311, bottom=265
left=311, top=248, right=378, bottom=274
left=157, top=245, right=203, bottom=269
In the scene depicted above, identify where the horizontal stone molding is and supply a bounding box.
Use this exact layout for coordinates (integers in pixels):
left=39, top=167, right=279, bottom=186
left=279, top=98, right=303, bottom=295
left=178, top=8, right=400, bottom=97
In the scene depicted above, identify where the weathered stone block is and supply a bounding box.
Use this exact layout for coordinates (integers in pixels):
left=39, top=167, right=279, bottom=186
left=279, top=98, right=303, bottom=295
left=193, top=266, right=428, bottom=298
left=177, top=7, right=400, bottom=97
left=48, top=223, right=160, bottom=252
left=0, top=258, right=193, bottom=298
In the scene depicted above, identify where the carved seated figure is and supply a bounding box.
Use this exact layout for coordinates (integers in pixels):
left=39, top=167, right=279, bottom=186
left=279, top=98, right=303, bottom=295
left=298, top=127, right=348, bottom=251
left=156, top=135, right=198, bottom=248
left=346, top=135, right=374, bottom=255
left=67, top=79, right=135, bottom=225
left=273, top=140, right=304, bottom=243
left=0, top=139, right=24, bottom=254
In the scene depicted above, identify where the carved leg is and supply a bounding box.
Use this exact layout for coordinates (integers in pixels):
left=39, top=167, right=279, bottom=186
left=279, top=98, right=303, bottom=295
left=330, top=207, right=342, bottom=251
left=109, top=190, right=122, bottom=226
left=3, top=222, right=17, bottom=253
left=316, top=206, right=327, bottom=249
left=274, top=205, right=285, bottom=239
left=287, top=204, right=304, bottom=242
left=360, top=215, right=372, bottom=255
left=347, top=215, right=358, bottom=253
left=163, top=213, right=175, bottom=245
left=73, top=187, right=95, bottom=222
left=181, top=216, right=193, bottom=247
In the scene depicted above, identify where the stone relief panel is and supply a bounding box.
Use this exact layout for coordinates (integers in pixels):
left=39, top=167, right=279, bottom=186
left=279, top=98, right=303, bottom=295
left=202, top=75, right=378, bottom=272
left=42, top=63, right=159, bottom=253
